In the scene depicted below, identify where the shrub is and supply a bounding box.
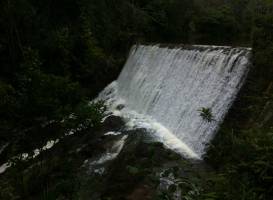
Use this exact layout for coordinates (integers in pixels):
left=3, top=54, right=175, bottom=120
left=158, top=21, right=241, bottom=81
left=198, top=107, right=214, bottom=122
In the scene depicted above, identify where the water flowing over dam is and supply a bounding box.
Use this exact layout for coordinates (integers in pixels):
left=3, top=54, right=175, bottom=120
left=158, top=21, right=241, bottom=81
left=98, top=44, right=251, bottom=159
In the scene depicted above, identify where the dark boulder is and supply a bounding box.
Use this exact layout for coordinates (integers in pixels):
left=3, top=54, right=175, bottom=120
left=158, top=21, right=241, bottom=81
left=101, top=115, right=125, bottom=133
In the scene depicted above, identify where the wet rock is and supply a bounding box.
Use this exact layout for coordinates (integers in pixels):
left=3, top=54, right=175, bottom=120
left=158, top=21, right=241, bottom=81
left=101, top=115, right=125, bottom=133
left=116, top=104, right=125, bottom=110
left=127, top=184, right=153, bottom=200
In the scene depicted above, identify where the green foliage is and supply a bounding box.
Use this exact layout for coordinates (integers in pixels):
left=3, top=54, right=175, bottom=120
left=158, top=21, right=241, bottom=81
left=0, top=148, right=81, bottom=200
left=194, top=6, right=239, bottom=44
left=198, top=107, right=214, bottom=122
left=127, top=165, right=140, bottom=175
left=63, top=101, right=106, bottom=130
left=0, top=82, right=17, bottom=125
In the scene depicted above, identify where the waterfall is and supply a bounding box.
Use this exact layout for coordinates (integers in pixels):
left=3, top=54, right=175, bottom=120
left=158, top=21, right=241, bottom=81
left=98, top=44, right=251, bottom=159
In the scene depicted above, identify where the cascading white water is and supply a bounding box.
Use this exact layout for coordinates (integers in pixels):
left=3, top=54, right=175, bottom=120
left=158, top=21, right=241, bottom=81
left=98, top=44, right=251, bottom=159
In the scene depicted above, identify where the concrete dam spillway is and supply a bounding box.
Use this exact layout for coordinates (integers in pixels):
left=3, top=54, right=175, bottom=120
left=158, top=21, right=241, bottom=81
left=98, top=44, right=251, bottom=159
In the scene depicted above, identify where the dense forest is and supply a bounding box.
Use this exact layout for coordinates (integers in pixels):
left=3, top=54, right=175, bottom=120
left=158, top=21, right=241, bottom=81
left=0, top=0, right=272, bottom=199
